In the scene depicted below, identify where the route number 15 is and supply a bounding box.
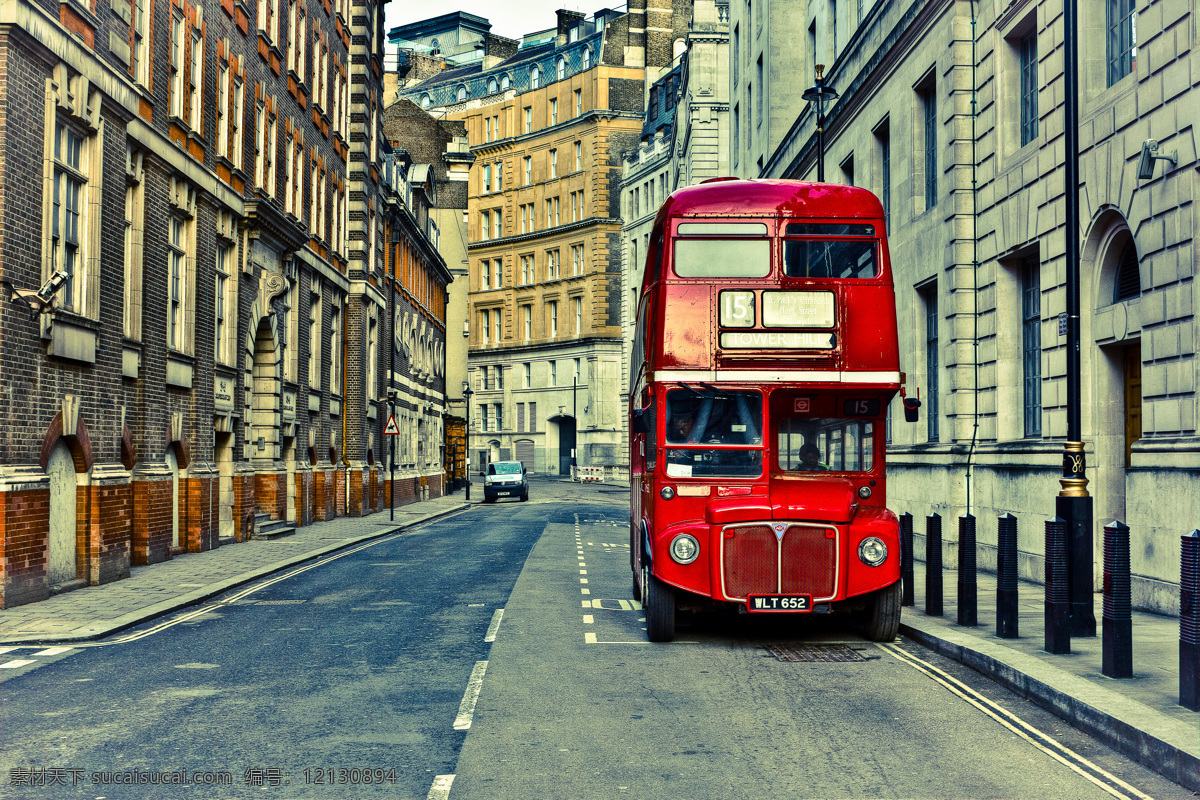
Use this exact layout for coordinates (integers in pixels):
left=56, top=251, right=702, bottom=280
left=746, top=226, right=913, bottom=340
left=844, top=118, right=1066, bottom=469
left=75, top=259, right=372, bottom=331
left=720, top=291, right=755, bottom=328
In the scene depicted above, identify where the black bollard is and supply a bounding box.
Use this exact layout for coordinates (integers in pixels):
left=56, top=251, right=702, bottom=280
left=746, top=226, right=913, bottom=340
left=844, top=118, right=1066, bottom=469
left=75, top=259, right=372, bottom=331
left=900, top=512, right=915, bottom=607
left=1045, top=517, right=1071, bottom=654
left=1182, top=530, right=1200, bottom=711
left=996, top=513, right=1019, bottom=639
left=926, top=513, right=943, bottom=617
left=1102, top=520, right=1133, bottom=678
left=958, top=514, right=978, bottom=626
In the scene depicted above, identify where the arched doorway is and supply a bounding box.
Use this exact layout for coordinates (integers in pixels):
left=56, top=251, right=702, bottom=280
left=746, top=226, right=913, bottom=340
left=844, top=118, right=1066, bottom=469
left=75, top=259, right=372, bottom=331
left=1086, top=213, right=1143, bottom=529
left=164, top=447, right=181, bottom=548
left=247, top=318, right=281, bottom=464
left=45, top=442, right=77, bottom=584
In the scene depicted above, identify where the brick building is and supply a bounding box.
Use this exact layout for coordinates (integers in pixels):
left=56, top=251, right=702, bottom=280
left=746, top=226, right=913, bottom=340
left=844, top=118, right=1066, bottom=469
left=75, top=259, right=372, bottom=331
left=394, top=2, right=692, bottom=475
left=0, top=0, right=447, bottom=607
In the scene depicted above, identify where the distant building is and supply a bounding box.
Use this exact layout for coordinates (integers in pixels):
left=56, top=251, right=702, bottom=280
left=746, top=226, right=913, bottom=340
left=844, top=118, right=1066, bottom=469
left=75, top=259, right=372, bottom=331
left=394, top=3, right=692, bottom=475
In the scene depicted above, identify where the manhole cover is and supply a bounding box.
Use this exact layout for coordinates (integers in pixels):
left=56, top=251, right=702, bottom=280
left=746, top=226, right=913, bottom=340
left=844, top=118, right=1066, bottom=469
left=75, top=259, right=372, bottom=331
left=764, top=644, right=868, bottom=662
left=256, top=599, right=307, bottom=605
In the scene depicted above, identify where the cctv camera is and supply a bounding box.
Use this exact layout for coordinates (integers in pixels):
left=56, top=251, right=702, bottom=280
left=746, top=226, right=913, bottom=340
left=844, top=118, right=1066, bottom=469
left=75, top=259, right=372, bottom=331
left=37, top=270, right=70, bottom=302
left=1137, top=140, right=1159, bottom=181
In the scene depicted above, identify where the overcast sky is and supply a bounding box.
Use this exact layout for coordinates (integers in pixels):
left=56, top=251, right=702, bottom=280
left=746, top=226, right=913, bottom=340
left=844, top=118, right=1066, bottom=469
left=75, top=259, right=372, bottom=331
left=385, top=1, right=608, bottom=42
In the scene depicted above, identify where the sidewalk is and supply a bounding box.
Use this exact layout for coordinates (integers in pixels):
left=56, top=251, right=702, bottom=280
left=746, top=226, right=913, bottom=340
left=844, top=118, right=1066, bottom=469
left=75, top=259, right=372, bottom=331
left=0, top=491, right=471, bottom=645
left=901, top=559, right=1199, bottom=791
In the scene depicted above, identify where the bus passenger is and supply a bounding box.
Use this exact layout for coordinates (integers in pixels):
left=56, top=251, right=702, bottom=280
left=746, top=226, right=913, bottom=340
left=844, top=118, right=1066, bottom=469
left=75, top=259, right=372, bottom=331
left=799, top=443, right=828, bottom=471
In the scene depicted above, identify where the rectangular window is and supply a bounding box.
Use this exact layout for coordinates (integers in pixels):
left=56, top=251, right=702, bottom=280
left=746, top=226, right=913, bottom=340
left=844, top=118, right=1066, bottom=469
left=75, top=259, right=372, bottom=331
left=874, top=118, right=890, bottom=230
left=574, top=89, right=582, bottom=117
left=553, top=197, right=560, bottom=226
left=920, top=77, right=937, bottom=211
left=1019, top=31, right=1038, bottom=146
left=546, top=249, right=559, bottom=280
left=484, top=117, right=491, bottom=142
left=493, top=309, right=502, bottom=343
left=494, top=404, right=503, bottom=432
left=214, top=243, right=231, bottom=363
left=123, top=165, right=143, bottom=340
left=493, top=259, right=502, bottom=288
left=522, top=305, right=531, bottom=340
left=550, top=148, right=557, bottom=178
left=189, top=31, right=203, bottom=129
left=231, top=78, right=245, bottom=170
left=921, top=282, right=939, bottom=442
left=170, top=14, right=185, bottom=118
left=524, top=106, right=532, bottom=133
left=523, top=157, right=532, bottom=185
left=492, top=209, right=501, bottom=239
left=50, top=121, right=85, bottom=312
left=1106, top=0, right=1136, bottom=86
left=216, top=64, right=229, bottom=158
left=572, top=244, right=583, bottom=275
left=483, top=163, right=491, bottom=193
left=132, top=0, right=150, bottom=86
left=550, top=98, right=558, bottom=125
left=550, top=360, right=557, bottom=385
left=309, top=287, right=320, bottom=388
left=481, top=309, right=491, bottom=342
left=1022, top=257, right=1042, bottom=437
left=168, top=215, right=186, bottom=350
left=523, top=362, right=531, bottom=387
left=330, top=298, right=342, bottom=394
left=573, top=297, right=582, bottom=335
left=481, top=259, right=490, bottom=290
left=480, top=211, right=490, bottom=241
left=549, top=300, right=558, bottom=337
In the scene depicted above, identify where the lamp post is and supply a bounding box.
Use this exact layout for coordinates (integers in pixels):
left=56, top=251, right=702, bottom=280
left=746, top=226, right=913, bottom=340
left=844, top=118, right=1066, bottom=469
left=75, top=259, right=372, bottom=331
left=462, top=380, right=473, bottom=501
left=801, top=64, right=839, bottom=182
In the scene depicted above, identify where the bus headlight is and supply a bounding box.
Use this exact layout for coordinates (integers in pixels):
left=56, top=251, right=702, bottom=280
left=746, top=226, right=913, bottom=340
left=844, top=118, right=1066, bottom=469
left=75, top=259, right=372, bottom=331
left=857, top=485, right=872, bottom=499
left=670, top=534, right=700, bottom=564
left=660, top=486, right=675, bottom=500
left=858, top=537, right=887, bottom=567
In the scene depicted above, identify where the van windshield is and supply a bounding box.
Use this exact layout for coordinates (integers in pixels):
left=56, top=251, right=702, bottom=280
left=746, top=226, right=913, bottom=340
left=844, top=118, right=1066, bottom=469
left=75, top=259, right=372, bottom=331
left=491, top=462, right=523, bottom=475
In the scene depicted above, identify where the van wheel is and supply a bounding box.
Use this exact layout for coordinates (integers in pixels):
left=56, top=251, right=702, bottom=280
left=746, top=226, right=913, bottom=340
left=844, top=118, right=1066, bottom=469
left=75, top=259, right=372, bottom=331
left=644, top=568, right=676, bottom=642
left=520, top=491, right=529, bottom=502
left=862, top=581, right=901, bottom=642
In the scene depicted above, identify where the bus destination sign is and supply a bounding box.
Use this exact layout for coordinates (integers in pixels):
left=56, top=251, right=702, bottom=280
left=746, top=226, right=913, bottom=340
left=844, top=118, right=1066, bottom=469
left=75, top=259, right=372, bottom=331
left=762, top=291, right=835, bottom=327
left=720, top=331, right=836, bottom=349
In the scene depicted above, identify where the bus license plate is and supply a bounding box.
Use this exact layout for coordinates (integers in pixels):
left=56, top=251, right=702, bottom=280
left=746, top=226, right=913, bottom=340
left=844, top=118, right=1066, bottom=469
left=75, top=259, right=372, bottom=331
left=747, top=595, right=811, bottom=612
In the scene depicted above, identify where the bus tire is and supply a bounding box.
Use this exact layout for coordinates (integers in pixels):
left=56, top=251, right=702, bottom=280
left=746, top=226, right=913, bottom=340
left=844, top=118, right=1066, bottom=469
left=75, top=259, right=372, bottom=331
left=863, top=581, right=901, bottom=642
left=644, top=571, right=676, bottom=642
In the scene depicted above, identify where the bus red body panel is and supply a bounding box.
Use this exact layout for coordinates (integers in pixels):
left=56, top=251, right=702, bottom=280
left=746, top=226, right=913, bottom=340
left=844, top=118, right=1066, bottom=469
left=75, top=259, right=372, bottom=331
left=630, top=179, right=903, bottom=636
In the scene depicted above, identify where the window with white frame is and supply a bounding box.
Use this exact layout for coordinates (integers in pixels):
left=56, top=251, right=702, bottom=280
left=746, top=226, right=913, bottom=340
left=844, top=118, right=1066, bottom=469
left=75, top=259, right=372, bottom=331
left=550, top=98, right=558, bottom=125
left=550, top=148, right=557, bottom=178
left=523, top=362, right=531, bottom=387
left=132, top=0, right=150, bottom=86
left=330, top=295, right=342, bottom=395
left=167, top=214, right=188, bottom=351
left=520, top=254, right=532, bottom=285
left=522, top=304, right=531, bottom=340
left=492, top=259, right=503, bottom=288
left=214, top=241, right=232, bottom=363
left=49, top=120, right=87, bottom=314
left=493, top=309, right=503, bottom=343
left=571, top=243, right=583, bottom=275
left=481, top=309, right=491, bottom=342
left=549, top=360, right=557, bottom=385
left=231, top=76, right=245, bottom=170
left=123, top=149, right=144, bottom=340
left=481, top=259, right=490, bottom=290
left=480, top=210, right=490, bottom=240
left=530, top=65, right=540, bottom=88
left=548, top=300, right=558, bottom=337
left=188, top=30, right=202, bottom=128
left=573, top=297, right=582, bottom=334
left=574, top=140, right=582, bottom=171
left=523, top=156, right=532, bottom=185
left=308, top=284, right=321, bottom=388
left=546, top=248, right=559, bottom=280
left=556, top=56, right=566, bottom=80
left=170, top=13, right=185, bottom=118
left=494, top=160, right=503, bottom=191
left=216, top=63, right=229, bottom=158
left=492, top=208, right=501, bottom=239
left=483, top=163, right=491, bottom=193
left=574, top=90, right=582, bottom=117
left=524, top=106, right=531, bottom=133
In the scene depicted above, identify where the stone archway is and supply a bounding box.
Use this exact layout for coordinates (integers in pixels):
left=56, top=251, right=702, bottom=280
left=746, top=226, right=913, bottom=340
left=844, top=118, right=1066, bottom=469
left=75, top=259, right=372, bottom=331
left=1084, top=209, right=1143, bottom=532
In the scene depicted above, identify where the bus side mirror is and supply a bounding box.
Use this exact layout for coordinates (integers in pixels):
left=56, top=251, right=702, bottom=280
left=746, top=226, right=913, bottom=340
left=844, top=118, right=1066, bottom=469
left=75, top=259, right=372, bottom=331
left=631, top=406, right=651, bottom=434
left=903, top=397, right=921, bottom=422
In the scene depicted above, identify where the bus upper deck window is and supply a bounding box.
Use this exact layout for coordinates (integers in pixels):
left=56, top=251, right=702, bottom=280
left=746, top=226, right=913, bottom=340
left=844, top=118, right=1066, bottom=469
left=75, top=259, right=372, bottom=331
left=783, top=222, right=879, bottom=280
left=674, top=222, right=770, bottom=279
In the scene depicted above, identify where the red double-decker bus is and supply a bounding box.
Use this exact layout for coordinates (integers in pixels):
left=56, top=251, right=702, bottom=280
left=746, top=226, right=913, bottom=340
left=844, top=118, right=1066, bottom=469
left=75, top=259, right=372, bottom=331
left=629, top=178, right=909, bottom=642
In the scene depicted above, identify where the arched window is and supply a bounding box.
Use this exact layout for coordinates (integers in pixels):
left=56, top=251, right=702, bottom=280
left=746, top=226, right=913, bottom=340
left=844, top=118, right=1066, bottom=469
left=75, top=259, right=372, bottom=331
left=487, top=77, right=498, bottom=94
left=455, top=84, right=468, bottom=101
left=557, top=56, right=567, bottom=80
left=420, top=94, right=431, bottom=109
left=581, top=47, right=591, bottom=70
left=1113, top=239, right=1140, bottom=302
left=501, top=74, right=511, bottom=90
left=530, top=65, right=540, bottom=89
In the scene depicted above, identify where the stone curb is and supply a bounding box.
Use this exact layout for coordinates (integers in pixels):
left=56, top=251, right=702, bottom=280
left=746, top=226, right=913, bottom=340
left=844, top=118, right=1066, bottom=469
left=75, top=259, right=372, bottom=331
left=3, top=504, right=471, bottom=646
left=899, top=618, right=1199, bottom=792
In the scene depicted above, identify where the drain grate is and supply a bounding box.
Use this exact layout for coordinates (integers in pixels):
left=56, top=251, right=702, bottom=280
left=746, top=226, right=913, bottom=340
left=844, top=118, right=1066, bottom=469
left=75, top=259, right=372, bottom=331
left=256, top=599, right=307, bottom=605
left=764, top=644, right=869, bottom=662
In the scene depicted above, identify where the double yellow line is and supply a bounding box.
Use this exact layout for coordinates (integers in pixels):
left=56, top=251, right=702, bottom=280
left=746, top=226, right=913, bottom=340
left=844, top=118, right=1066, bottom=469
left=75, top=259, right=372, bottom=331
left=880, top=642, right=1155, bottom=800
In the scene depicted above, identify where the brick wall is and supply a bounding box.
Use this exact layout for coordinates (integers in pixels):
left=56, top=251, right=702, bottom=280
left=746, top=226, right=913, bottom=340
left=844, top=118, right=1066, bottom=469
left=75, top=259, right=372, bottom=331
left=0, top=489, right=51, bottom=608
left=132, top=478, right=173, bottom=565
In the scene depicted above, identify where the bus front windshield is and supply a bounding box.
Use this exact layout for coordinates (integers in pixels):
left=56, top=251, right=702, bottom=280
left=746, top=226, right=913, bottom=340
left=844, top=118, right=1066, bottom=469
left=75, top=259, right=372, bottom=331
left=664, top=389, right=763, bottom=478
left=777, top=417, right=875, bottom=473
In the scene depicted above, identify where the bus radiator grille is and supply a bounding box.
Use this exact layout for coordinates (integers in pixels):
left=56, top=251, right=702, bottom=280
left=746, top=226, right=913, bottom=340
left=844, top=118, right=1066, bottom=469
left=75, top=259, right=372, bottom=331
left=722, top=526, right=777, bottom=598
left=781, top=526, right=837, bottom=598
left=721, top=524, right=837, bottom=599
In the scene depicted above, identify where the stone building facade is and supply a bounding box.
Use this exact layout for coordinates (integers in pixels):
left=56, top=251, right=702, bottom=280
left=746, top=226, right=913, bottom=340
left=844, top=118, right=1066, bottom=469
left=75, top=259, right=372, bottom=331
left=395, top=4, right=693, bottom=475
left=0, top=0, right=448, bottom=607
left=751, top=0, right=1197, bottom=614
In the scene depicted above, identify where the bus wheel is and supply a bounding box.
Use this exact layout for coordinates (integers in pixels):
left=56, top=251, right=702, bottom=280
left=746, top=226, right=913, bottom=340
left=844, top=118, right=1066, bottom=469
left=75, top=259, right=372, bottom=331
left=862, top=581, right=901, bottom=642
left=644, top=569, right=676, bottom=642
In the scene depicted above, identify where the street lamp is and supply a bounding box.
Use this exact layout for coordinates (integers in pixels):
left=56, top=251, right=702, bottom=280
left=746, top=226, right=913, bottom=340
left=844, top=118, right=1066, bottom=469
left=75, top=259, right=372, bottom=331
left=802, top=64, right=839, bottom=182
left=462, top=380, right=474, bottom=501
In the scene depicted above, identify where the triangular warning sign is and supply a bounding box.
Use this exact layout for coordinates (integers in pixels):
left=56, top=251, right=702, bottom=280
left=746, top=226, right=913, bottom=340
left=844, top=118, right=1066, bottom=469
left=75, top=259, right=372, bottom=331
left=383, top=414, right=400, bottom=435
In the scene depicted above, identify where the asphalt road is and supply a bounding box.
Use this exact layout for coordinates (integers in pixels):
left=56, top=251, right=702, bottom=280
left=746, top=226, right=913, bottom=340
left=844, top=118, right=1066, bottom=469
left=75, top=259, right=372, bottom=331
left=0, top=478, right=1191, bottom=799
